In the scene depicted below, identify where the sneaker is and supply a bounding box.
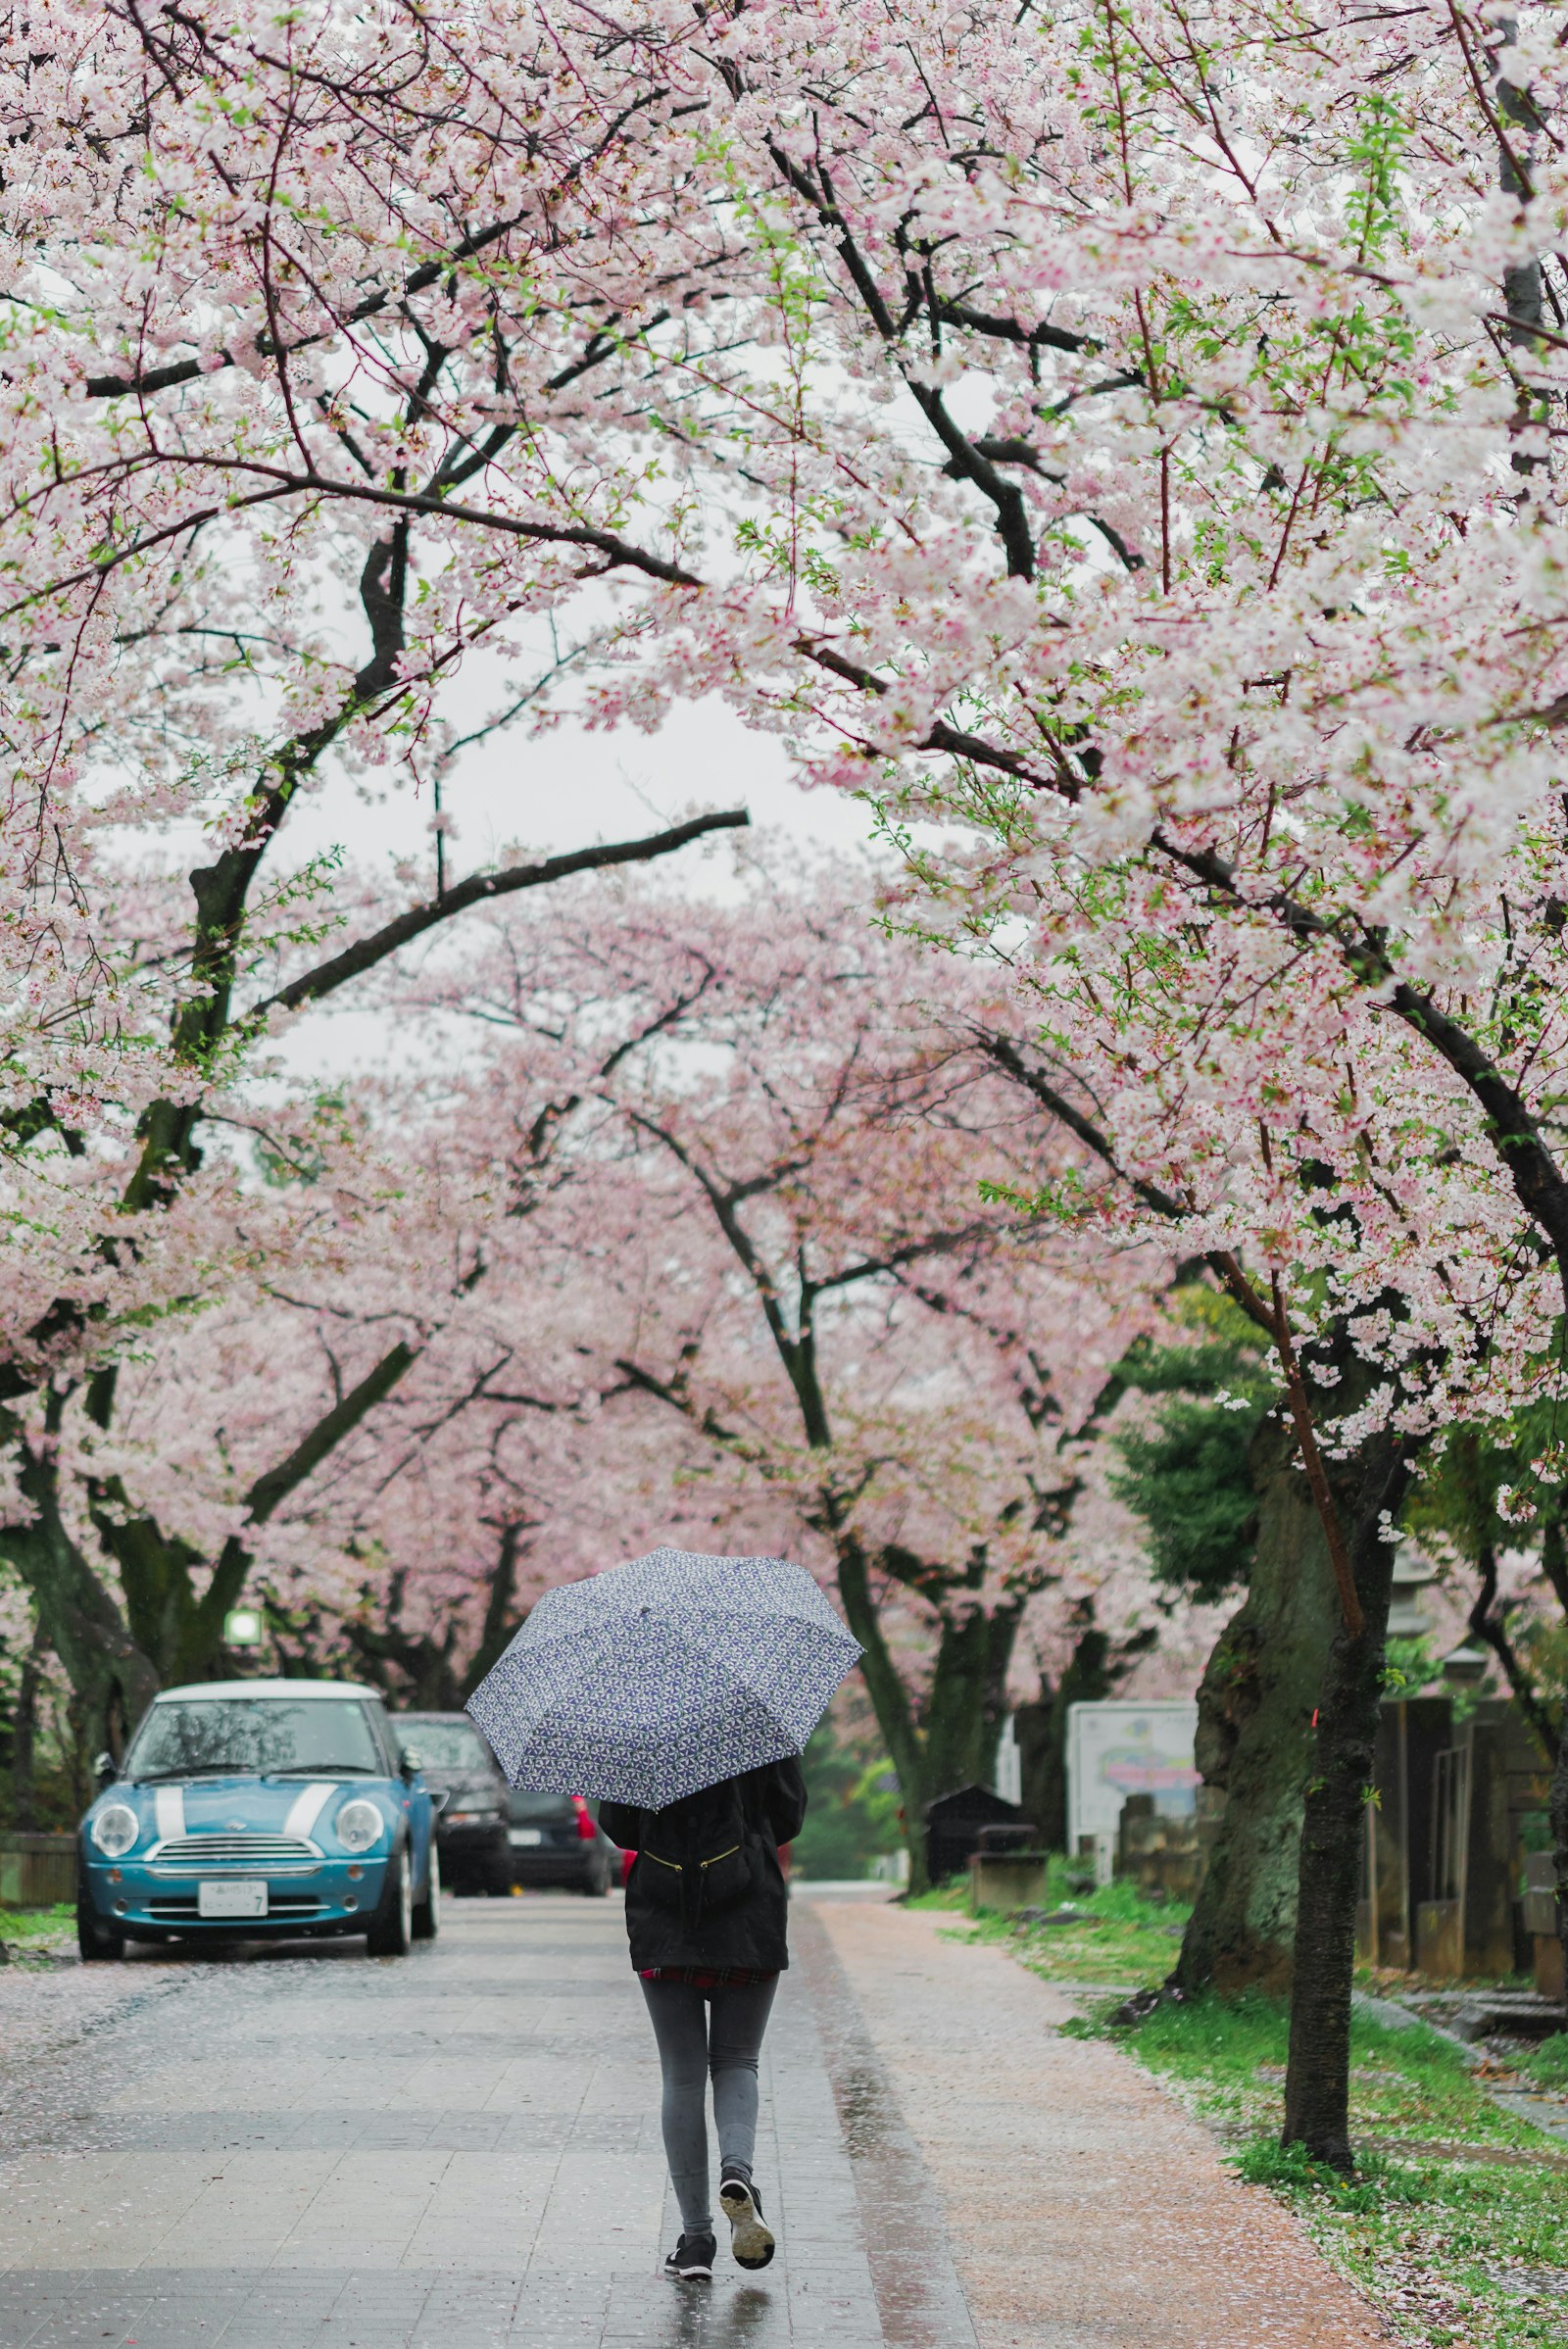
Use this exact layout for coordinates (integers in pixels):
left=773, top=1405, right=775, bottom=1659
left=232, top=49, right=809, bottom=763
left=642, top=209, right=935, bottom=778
left=719, top=2173, right=775, bottom=2271
left=664, top=2231, right=716, bottom=2280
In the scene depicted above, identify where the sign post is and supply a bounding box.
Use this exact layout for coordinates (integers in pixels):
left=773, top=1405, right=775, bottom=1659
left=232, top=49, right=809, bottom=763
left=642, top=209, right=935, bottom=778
left=1066, top=1700, right=1200, bottom=1861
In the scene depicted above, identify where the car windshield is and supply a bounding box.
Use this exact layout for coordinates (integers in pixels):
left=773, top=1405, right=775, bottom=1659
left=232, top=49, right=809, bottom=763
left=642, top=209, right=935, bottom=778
left=402, top=1721, right=495, bottom=1772
left=125, top=1698, right=382, bottom=1780
left=508, top=1792, right=575, bottom=1824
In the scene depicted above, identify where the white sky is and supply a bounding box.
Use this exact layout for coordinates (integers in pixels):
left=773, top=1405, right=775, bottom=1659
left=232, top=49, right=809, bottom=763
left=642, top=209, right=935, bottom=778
left=284, top=685, right=884, bottom=890
left=271, top=688, right=893, bottom=1079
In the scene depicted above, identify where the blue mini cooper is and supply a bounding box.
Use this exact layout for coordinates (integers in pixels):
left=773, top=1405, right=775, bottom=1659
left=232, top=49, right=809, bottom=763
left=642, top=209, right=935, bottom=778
left=77, top=1678, right=439, bottom=1960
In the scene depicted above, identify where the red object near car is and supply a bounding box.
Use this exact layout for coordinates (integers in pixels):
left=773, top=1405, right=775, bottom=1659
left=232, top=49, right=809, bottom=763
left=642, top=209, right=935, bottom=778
left=505, top=1788, right=617, bottom=1894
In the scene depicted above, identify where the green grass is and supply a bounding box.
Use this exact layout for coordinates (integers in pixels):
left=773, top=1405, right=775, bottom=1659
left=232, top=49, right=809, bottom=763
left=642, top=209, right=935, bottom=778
left=1513, top=2032, right=1568, bottom=2093
left=929, top=1864, right=1568, bottom=2338
left=0, top=1902, right=74, bottom=1952
left=914, top=1855, right=1193, bottom=1986
left=1059, top=1985, right=1568, bottom=2346
left=905, top=1880, right=970, bottom=1910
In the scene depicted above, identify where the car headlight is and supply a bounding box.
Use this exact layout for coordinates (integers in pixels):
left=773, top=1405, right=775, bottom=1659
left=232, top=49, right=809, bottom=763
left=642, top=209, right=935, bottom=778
left=334, top=1798, right=384, bottom=1854
left=91, top=1803, right=140, bottom=1859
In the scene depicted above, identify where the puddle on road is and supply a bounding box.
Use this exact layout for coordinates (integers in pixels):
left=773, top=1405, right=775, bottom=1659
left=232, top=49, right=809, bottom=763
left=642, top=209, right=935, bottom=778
left=837, top=2056, right=896, bottom=2158
left=656, top=2283, right=777, bottom=2348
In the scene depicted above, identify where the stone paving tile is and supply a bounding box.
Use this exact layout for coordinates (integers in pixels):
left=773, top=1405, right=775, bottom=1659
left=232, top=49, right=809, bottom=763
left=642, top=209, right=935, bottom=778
left=0, top=1900, right=889, bottom=2346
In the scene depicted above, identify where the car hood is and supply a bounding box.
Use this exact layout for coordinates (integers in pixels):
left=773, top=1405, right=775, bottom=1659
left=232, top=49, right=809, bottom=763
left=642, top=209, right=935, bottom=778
left=422, top=1770, right=503, bottom=1803
left=106, top=1774, right=398, bottom=1840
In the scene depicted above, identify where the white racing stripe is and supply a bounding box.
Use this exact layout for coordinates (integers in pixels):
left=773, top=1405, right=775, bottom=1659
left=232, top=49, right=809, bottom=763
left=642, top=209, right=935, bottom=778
left=283, top=1782, right=337, bottom=1839
left=154, top=1786, right=186, bottom=1842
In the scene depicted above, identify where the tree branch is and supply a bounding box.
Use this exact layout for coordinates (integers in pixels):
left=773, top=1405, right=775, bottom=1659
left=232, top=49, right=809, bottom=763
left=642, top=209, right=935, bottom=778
left=242, top=1341, right=418, bottom=1528
left=1151, top=833, right=1568, bottom=1302
left=178, top=1338, right=422, bottom=1669
left=974, top=1029, right=1186, bottom=1220
left=82, top=210, right=537, bottom=399
left=982, top=1026, right=1363, bottom=1629
left=250, top=810, right=751, bottom=1019
left=1467, top=1534, right=1560, bottom=1756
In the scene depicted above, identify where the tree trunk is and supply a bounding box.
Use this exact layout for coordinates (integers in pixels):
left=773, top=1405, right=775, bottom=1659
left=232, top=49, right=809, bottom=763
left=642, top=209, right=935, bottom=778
left=921, top=1598, right=1023, bottom=1802
left=2, top=1419, right=161, bottom=1760
left=1013, top=1688, right=1060, bottom=1848
left=1170, top=1411, right=1339, bottom=1993
left=1281, top=1428, right=1413, bottom=2171
left=832, top=1534, right=1023, bottom=1894
left=832, top=1535, right=935, bottom=1890
left=7, top=1620, right=48, bottom=1830
left=466, top=1521, right=530, bottom=1692
left=1016, top=1603, right=1153, bottom=1852
left=1544, top=1516, right=1568, bottom=1995
left=1550, top=1709, right=1568, bottom=2034
left=65, top=1687, right=93, bottom=1820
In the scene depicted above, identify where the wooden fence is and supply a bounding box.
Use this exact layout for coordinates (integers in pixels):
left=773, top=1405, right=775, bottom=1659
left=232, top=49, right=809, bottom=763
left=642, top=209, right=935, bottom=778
left=0, top=1832, right=75, bottom=1908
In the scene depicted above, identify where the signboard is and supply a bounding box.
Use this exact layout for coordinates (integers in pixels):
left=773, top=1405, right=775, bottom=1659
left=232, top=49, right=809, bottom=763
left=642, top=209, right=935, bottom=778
left=1066, top=1699, right=1200, bottom=1853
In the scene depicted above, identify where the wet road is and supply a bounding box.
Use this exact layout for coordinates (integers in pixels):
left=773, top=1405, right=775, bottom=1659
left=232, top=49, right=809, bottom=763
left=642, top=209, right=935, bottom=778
left=0, top=1890, right=972, bottom=2349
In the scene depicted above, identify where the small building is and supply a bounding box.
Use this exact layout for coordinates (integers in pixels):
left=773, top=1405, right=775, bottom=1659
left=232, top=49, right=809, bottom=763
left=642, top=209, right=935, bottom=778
left=924, top=1784, right=1027, bottom=1884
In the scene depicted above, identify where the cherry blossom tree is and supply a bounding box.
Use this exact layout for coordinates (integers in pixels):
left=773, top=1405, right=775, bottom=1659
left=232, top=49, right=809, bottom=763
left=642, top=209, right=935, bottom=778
left=20, top=857, right=1177, bottom=1893
left=0, top=815, right=749, bottom=1753
left=425, top=863, right=1170, bottom=1887
left=0, top=0, right=758, bottom=1745
left=10, top=0, right=1568, bottom=2163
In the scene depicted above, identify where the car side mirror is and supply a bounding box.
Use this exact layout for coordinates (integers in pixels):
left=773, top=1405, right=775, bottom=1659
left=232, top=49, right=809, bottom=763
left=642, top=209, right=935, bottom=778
left=429, top=1787, right=450, bottom=1814
left=93, top=1750, right=118, bottom=1786
left=399, top=1746, right=422, bottom=1781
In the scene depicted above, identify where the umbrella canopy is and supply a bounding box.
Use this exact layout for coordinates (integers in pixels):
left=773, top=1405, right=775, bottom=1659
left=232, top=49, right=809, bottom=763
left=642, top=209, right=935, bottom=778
left=466, top=1545, right=862, bottom=1810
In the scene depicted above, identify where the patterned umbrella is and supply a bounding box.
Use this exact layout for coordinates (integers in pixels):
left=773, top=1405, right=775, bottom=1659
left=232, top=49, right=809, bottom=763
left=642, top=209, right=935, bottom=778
left=466, top=1545, right=862, bottom=1808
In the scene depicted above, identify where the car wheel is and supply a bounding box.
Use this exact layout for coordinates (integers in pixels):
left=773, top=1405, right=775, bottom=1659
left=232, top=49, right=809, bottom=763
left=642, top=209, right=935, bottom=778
left=76, top=1872, right=124, bottom=1962
left=589, top=1856, right=612, bottom=1897
left=487, top=1863, right=514, bottom=1898
left=366, top=1843, right=414, bottom=1957
left=412, top=1837, right=440, bottom=1941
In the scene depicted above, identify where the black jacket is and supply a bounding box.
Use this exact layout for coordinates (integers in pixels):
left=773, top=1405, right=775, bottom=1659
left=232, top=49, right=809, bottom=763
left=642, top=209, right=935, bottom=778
left=600, top=1758, right=808, bottom=1973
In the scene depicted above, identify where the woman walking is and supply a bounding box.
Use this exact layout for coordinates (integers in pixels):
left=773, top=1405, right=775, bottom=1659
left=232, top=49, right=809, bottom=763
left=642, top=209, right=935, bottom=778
left=600, top=1756, right=808, bottom=2281
left=466, top=1546, right=854, bottom=2278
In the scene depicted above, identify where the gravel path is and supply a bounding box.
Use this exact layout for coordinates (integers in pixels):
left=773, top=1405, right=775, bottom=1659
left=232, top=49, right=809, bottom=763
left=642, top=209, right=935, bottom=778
left=813, top=1900, right=1390, bottom=2349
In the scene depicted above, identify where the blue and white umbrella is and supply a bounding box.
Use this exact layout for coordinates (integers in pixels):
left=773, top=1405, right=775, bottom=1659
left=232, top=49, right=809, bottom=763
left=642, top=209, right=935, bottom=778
left=466, top=1545, right=862, bottom=1809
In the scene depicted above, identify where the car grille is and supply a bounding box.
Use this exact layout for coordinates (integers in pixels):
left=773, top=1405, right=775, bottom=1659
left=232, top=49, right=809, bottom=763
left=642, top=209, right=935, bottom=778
left=152, top=1835, right=320, bottom=1866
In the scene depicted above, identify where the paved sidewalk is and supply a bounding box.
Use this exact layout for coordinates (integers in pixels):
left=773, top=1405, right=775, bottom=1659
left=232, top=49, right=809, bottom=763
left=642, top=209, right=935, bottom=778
left=813, top=1902, right=1388, bottom=2349
left=0, top=1890, right=1386, bottom=2348
left=0, top=1895, right=890, bottom=2349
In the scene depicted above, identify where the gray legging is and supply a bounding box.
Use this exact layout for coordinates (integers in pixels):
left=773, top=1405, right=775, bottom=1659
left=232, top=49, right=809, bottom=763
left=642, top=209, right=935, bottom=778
left=640, top=1976, right=779, bottom=2236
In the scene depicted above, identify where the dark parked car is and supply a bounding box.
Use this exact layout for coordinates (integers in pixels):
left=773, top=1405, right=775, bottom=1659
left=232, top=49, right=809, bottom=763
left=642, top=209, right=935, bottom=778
left=397, top=1713, right=513, bottom=1896
left=507, top=1790, right=616, bottom=1895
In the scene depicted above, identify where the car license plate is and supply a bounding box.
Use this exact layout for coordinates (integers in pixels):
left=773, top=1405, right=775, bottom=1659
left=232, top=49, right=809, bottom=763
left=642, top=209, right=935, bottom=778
left=198, top=1880, right=269, bottom=1919
left=509, top=1829, right=542, bottom=1847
